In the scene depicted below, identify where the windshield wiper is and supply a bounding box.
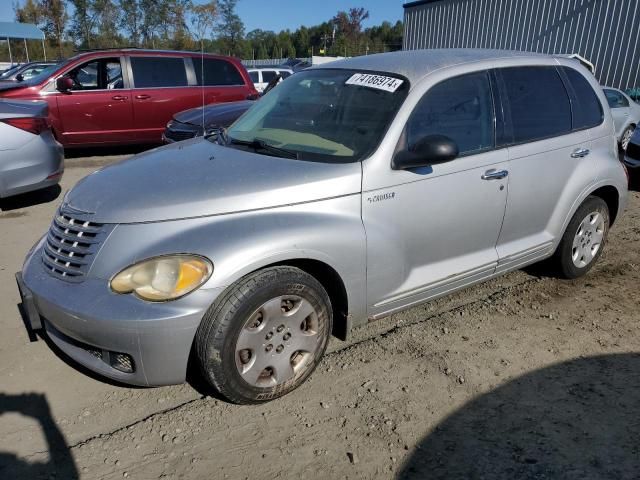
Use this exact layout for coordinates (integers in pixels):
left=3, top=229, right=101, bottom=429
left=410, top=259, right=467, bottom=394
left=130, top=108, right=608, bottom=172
left=228, top=137, right=299, bottom=159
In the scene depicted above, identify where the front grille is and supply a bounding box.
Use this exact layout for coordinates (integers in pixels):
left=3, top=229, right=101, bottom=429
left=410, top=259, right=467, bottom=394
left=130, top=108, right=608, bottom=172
left=165, top=127, right=198, bottom=142
left=42, top=211, right=105, bottom=281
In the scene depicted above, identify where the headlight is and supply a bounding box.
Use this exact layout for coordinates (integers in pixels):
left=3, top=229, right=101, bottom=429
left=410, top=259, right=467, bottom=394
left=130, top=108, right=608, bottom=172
left=110, top=255, right=212, bottom=301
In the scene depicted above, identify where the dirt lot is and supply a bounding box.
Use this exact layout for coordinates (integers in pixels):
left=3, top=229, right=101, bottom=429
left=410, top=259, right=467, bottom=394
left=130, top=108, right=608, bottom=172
left=1, top=154, right=639, bottom=480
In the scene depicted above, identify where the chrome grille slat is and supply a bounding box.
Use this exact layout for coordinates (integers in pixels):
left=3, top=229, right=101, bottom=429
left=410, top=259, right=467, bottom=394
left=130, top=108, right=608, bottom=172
left=46, top=233, right=93, bottom=254
left=41, top=210, right=106, bottom=282
left=53, top=215, right=102, bottom=234
left=49, top=223, right=102, bottom=244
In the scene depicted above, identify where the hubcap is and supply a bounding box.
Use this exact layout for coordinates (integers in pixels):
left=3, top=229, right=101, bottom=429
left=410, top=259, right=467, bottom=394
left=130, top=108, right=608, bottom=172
left=622, top=128, right=634, bottom=150
left=571, top=211, right=605, bottom=268
left=235, top=295, right=320, bottom=387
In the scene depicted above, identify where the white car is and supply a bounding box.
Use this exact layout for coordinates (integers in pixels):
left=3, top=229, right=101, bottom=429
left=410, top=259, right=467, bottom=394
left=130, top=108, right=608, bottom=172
left=603, top=87, right=640, bottom=150
left=0, top=99, right=63, bottom=198
left=247, top=68, right=293, bottom=93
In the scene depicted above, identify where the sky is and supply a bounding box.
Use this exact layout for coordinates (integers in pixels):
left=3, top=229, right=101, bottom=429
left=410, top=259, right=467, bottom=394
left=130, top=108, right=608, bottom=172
left=1, top=1, right=405, bottom=34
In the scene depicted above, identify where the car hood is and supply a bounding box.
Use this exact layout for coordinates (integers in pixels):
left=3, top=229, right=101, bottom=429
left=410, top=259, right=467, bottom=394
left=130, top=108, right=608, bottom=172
left=174, top=100, right=254, bottom=127
left=64, top=138, right=362, bottom=224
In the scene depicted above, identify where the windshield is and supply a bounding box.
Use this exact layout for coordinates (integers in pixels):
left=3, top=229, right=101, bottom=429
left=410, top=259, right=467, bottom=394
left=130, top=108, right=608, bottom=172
left=22, top=63, right=60, bottom=86
left=0, top=64, right=21, bottom=79
left=225, top=69, right=409, bottom=162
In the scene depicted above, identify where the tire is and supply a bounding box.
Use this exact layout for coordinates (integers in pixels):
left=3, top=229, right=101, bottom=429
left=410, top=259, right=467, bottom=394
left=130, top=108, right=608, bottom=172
left=621, top=125, right=635, bottom=151
left=195, top=266, right=332, bottom=404
left=551, top=196, right=610, bottom=279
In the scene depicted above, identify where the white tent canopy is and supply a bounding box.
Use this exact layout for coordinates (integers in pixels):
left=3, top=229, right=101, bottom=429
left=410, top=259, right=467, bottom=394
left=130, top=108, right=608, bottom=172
left=0, top=22, right=46, bottom=63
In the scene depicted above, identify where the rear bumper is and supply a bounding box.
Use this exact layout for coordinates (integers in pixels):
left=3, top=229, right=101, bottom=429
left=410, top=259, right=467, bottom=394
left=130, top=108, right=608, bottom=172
left=19, top=240, right=222, bottom=386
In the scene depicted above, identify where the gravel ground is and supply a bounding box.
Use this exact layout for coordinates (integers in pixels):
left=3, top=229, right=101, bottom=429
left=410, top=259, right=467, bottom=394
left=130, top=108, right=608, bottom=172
left=1, top=154, right=639, bottom=480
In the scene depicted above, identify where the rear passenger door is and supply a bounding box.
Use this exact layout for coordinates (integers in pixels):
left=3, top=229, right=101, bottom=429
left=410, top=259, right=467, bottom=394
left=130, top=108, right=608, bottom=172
left=494, top=66, right=600, bottom=272
left=128, top=55, right=201, bottom=143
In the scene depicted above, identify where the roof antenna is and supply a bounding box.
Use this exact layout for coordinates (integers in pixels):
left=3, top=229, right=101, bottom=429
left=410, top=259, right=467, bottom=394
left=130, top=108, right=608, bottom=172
left=201, top=40, right=205, bottom=138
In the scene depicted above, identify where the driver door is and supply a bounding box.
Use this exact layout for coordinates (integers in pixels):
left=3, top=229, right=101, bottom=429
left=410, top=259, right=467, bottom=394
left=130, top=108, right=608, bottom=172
left=55, top=56, right=135, bottom=146
left=363, top=71, right=509, bottom=318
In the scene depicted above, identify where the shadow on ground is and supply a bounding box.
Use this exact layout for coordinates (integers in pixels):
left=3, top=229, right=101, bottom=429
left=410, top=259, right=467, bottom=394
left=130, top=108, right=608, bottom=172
left=0, top=393, right=78, bottom=479
left=64, top=144, right=155, bottom=159
left=398, top=354, right=640, bottom=480
left=0, top=185, right=61, bottom=212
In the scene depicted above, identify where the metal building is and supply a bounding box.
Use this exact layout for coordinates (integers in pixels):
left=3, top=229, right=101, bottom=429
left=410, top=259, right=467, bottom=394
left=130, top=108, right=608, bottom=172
left=403, top=0, right=640, bottom=90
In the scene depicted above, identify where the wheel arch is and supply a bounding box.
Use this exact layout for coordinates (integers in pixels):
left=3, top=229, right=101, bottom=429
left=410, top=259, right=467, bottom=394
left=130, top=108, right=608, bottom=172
left=589, top=185, right=620, bottom=226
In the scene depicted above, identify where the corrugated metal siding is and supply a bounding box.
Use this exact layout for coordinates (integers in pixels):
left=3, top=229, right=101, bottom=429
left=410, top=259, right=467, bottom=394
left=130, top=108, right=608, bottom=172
left=403, top=0, right=640, bottom=90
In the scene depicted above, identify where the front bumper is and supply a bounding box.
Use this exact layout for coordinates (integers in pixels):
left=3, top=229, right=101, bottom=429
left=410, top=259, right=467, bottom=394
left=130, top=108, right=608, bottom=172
left=19, top=241, right=223, bottom=386
left=623, top=154, right=640, bottom=170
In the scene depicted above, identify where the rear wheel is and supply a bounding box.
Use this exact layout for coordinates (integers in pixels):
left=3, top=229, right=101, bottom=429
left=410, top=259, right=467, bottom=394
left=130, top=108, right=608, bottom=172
left=195, top=266, right=332, bottom=404
left=551, top=196, right=609, bottom=279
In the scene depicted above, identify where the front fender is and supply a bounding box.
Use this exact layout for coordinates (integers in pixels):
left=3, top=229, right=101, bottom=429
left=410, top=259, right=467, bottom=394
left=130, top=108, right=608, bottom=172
left=90, top=194, right=367, bottom=330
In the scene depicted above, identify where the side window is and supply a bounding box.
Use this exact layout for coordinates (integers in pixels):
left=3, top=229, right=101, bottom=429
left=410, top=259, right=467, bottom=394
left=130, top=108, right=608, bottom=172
left=279, top=71, right=291, bottom=79
left=249, top=71, right=259, bottom=83
left=561, top=67, right=603, bottom=130
left=405, top=71, right=495, bottom=155
left=66, top=58, right=123, bottom=90
left=500, top=67, right=571, bottom=144
left=261, top=70, right=277, bottom=83
left=604, top=89, right=629, bottom=108
left=130, top=57, right=188, bottom=88
left=192, top=58, right=245, bottom=86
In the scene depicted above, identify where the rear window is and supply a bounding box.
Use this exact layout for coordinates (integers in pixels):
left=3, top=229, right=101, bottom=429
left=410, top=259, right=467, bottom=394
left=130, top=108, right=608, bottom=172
left=501, top=66, right=572, bottom=144
left=561, top=67, right=603, bottom=130
left=131, top=57, right=188, bottom=88
left=192, top=58, right=245, bottom=86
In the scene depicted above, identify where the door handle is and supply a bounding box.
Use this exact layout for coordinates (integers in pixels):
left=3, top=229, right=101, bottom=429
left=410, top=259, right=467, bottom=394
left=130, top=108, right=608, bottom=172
left=135, top=94, right=151, bottom=100
left=481, top=169, right=509, bottom=180
left=571, top=148, right=590, bottom=158
left=111, top=95, right=127, bottom=101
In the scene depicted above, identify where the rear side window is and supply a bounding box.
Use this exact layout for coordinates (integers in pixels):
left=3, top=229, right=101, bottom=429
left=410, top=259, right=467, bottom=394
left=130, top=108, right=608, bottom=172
left=406, top=71, right=495, bottom=155
left=561, top=67, right=604, bottom=130
left=261, top=71, right=277, bottom=83
left=249, top=71, right=259, bottom=83
left=131, top=57, right=188, bottom=88
left=280, top=71, right=291, bottom=79
left=500, top=67, right=571, bottom=144
left=192, top=58, right=245, bottom=86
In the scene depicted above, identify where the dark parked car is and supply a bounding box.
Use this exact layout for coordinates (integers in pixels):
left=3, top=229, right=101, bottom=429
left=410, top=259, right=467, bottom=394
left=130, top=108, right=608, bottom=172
left=164, top=100, right=254, bottom=143
left=623, top=127, right=640, bottom=179
left=163, top=73, right=284, bottom=143
left=0, top=49, right=258, bottom=148
left=0, top=62, right=58, bottom=83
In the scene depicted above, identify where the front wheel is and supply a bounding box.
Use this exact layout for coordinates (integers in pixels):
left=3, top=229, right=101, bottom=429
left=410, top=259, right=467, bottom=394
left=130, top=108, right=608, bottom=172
left=621, top=125, right=635, bottom=151
left=551, top=196, right=610, bottom=279
left=195, top=266, right=332, bottom=404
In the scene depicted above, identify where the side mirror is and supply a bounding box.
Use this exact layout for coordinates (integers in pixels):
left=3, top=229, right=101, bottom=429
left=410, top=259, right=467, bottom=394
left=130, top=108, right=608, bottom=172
left=15, top=73, right=24, bottom=82
left=56, top=76, right=74, bottom=92
left=392, top=134, right=459, bottom=170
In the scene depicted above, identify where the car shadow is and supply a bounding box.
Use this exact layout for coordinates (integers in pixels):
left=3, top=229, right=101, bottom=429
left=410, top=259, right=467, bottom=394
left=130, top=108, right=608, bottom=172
left=0, top=393, right=78, bottom=479
left=0, top=185, right=61, bottom=212
left=397, top=353, right=640, bottom=479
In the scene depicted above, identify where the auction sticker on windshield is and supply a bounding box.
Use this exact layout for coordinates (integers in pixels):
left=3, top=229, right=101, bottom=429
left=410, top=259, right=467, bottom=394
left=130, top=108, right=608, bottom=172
left=345, top=73, right=404, bottom=93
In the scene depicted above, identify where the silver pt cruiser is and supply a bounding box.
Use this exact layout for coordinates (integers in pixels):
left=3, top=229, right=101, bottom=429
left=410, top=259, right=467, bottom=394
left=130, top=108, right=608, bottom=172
left=17, top=50, right=628, bottom=404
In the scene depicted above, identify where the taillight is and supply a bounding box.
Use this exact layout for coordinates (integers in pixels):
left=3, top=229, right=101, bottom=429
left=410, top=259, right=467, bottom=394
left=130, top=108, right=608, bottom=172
left=1, top=117, right=50, bottom=135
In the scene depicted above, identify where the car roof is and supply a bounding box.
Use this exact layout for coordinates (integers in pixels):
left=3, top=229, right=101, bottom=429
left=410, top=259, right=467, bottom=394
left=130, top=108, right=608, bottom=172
left=68, top=48, right=239, bottom=62
left=316, top=48, right=554, bottom=85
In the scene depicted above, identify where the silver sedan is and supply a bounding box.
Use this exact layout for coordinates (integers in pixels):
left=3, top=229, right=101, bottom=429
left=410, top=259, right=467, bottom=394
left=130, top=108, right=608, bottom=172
left=0, top=99, right=64, bottom=198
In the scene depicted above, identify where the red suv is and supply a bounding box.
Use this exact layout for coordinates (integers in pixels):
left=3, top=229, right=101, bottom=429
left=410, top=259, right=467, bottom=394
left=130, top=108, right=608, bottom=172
left=0, top=49, right=258, bottom=148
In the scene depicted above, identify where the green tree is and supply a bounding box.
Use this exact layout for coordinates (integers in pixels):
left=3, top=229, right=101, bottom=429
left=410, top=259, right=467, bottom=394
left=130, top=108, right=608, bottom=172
left=40, top=0, right=68, bottom=58
left=217, top=0, right=244, bottom=56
